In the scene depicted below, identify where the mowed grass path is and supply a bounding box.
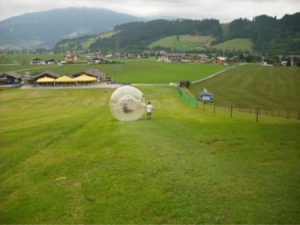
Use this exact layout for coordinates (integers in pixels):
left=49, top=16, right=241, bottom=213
left=0, top=87, right=300, bottom=223
left=1, top=59, right=225, bottom=84
left=190, top=64, right=300, bottom=110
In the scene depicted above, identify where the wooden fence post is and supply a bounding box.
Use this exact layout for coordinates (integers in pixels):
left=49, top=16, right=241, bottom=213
left=230, top=105, right=233, bottom=117
left=256, top=108, right=259, bottom=122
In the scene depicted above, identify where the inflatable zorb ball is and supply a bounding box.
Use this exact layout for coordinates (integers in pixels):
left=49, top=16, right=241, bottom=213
left=110, top=86, right=145, bottom=121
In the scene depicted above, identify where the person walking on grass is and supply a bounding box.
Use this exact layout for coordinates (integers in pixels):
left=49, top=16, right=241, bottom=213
left=146, top=102, right=153, bottom=120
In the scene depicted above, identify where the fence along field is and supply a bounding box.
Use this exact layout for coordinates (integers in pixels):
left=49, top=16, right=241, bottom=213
left=176, top=87, right=300, bottom=122
left=201, top=102, right=300, bottom=122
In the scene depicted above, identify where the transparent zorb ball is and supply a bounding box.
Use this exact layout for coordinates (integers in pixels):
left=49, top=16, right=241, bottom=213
left=110, top=86, right=145, bottom=121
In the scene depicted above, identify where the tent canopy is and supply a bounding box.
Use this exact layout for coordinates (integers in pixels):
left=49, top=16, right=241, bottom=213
left=37, top=77, right=55, bottom=83
left=55, top=75, right=75, bottom=82
left=73, top=74, right=97, bottom=82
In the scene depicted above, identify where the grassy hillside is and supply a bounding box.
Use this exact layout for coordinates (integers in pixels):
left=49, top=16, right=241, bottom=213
left=190, top=65, right=300, bottom=110
left=0, top=59, right=225, bottom=84
left=0, top=53, right=66, bottom=65
left=149, top=36, right=252, bottom=52
left=55, top=31, right=120, bottom=51
left=0, top=87, right=299, bottom=223
left=212, top=38, right=253, bottom=51
left=148, top=35, right=215, bottom=51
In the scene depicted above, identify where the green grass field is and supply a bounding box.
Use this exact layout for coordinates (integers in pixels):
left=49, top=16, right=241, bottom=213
left=56, top=31, right=120, bottom=50
left=0, top=59, right=225, bottom=84
left=149, top=35, right=215, bottom=51
left=190, top=64, right=300, bottom=110
left=212, top=38, right=253, bottom=51
left=0, top=53, right=66, bottom=65
left=0, top=87, right=299, bottom=223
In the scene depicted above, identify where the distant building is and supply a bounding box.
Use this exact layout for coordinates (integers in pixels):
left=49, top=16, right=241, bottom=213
left=181, top=54, right=209, bottom=63
left=213, top=57, right=227, bottom=65
left=158, top=53, right=208, bottom=63
left=34, top=71, right=60, bottom=82
left=192, top=54, right=209, bottom=63
left=158, top=53, right=183, bottom=62
left=72, top=68, right=106, bottom=82
left=261, top=56, right=274, bottom=66
left=0, top=71, right=22, bottom=84
left=87, top=52, right=107, bottom=64
left=30, top=58, right=45, bottom=65
left=126, top=53, right=141, bottom=59
left=45, top=59, right=56, bottom=65
left=64, top=54, right=79, bottom=64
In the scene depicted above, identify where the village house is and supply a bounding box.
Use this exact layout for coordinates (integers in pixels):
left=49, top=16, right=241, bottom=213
left=158, top=52, right=209, bottom=63
left=126, top=53, right=141, bottom=59
left=261, top=57, right=274, bottom=66
left=181, top=54, right=209, bottom=63
left=87, top=52, right=107, bottom=64
left=34, top=71, right=59, bottom=82
left=64, top=54, right=80, bottom=64
left=0, top=71, right=22, bottom=85
left=30, top=58, right=45, bottom=65
left=45, top=59, right=56, bottom=65
left=192, top=54, right=209, bottom=63
left=213, top=56, right=227, bottom=65
left=157, top=53, right=183, bottom=62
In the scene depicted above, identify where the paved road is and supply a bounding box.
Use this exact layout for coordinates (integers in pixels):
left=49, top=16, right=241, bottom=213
left=20, top=83, right=122, bottom=90
left=133, top=66, right=236, bottom=86
left=191, top=66, right=236, bottom=84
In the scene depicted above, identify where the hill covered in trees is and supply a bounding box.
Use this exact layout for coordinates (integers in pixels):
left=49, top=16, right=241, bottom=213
left=54, top=12, right=300, bottom=54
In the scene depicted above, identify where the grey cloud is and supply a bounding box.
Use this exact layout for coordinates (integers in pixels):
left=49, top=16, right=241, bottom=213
left=0, top=0, right=299, bottom=22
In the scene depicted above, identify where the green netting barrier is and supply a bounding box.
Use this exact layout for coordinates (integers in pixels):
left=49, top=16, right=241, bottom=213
left=176, top=86, right=198, bottom=108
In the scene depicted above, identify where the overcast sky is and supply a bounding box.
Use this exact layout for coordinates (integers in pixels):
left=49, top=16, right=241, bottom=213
left=0, top=0, right=299, bottom=22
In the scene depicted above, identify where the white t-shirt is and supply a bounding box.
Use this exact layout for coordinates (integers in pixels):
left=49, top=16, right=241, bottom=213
left=146, top=104, right=152, bottom=113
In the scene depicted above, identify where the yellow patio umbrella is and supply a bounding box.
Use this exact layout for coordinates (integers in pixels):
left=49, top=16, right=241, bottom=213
left=37, top=77, right=55, bottom=83
left=55, top=75, right=75, bottom=82
left=73, top=74, right=97, bottom=82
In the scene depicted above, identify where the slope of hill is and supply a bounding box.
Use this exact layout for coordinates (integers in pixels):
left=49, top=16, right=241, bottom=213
left=190, top=65, right=300, bottom=110
left=88, top=19, right=223, bottom=51
left=55, top=31, right=120, bottom=51
left=148, top=35, right=215, bottom=51
left=1, top=87, right=299, bottom=223
left=212, top=38, right=253, bottom=51
left=55, top=12, right=300, bottom=54
left=0, top=8, right=138, bottom=49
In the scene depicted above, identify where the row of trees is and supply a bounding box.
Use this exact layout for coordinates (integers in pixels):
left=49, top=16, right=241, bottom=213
left=55, top=12, right=300, bottom=55
left=89, top=19, right=223, bottom=51
left=225, top=13, right=300, bottom=54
